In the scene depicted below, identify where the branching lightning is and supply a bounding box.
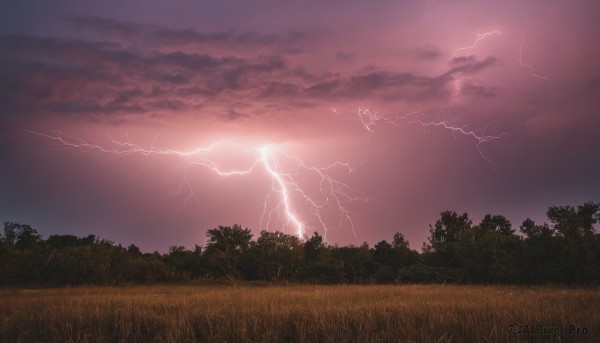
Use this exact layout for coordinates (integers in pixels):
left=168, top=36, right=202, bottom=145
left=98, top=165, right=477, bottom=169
left=20, top=27, right=525, bottom=243
left=457, top=30, right=502, bottom=52
left=24, top=106, right=507, bottom=241
left=455, top=29, right=553, bottom=88
left=332, top=107, right=508, bottom=169
left=519, top=29, right=554, bottom=86
left=24, top=130, right=366, bottom=240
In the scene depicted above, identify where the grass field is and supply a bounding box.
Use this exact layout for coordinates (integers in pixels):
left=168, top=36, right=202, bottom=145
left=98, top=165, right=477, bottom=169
left=1, top=284, right=598, bottom=342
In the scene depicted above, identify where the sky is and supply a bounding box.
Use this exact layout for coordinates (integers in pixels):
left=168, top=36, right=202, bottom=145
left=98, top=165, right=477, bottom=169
left=1, top=0, right=599, bottom=252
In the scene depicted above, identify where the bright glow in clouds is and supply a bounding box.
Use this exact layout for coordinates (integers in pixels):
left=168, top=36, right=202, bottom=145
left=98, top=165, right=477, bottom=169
left=24, top=105, right=507, bottom=240
left=24, top=130, right=365, bottom=240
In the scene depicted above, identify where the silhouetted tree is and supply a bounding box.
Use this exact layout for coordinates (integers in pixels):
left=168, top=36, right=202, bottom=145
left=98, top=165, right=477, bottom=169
left=2, top=222, right=41, bottom=249
left=1, top=222, right=45, bottom=283
left=164, top=245, right=204, bottom=278
left=332, top=242, right=372, bottom=283
left=372, top=240, right=396, bottom=282
left=245, top=231, right=303, bottom=282
left=547, top=202, right=599, bottom=239
left=127, top=244, right=142, bottom=256
left=204, top=224, right=253, bottom=279
left=546, top=202, right=600, bottom=283
left=455, top=215, right=518, bottom=282
left=370, top=233, right=424, bottom=283
left=424, top=211, right=472, bottom=278
left=479, top=214, right=515, bottom=236
left=428, top=211, right=473, bottom=246
left=304, top=232, right=325, bottom=262
left=301, top=232, right=344, bottom=283
left=518, top=218, right=563, bottom=283
left=2, top=201, right=599, bottom=286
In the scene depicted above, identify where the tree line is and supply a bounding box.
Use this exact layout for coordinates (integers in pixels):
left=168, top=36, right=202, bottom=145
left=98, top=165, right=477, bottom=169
left=1, top=202, right=599, bottom=285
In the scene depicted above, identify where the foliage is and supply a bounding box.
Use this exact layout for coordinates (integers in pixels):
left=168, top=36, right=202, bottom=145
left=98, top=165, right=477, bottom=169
left=1, top=201, right=599, bottom=285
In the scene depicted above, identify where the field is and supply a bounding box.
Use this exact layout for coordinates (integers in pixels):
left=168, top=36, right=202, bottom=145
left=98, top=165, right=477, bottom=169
left=1, top=284, right=598, bottom=342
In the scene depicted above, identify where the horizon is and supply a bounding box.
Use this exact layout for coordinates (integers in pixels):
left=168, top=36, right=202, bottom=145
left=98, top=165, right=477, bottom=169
left=3, top=200, right=593, bottom=254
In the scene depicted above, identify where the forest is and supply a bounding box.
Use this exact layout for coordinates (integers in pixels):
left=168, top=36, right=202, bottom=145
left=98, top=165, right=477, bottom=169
left=1, top=202, right=599, bottom=285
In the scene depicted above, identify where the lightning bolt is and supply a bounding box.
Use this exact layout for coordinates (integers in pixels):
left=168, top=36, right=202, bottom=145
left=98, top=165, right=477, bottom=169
left=455, top=29, right=553, bottom=88
left=23, top=103, right=507, bottom=241
left=332, top=107, right=508, bottom=170
left=23, top=130, right=366, bottom=240
left=20, top=28, right=518, bottom=241
left=457, top=30, right=502, bottom=52
left=519, top=29, right=554, bottom=86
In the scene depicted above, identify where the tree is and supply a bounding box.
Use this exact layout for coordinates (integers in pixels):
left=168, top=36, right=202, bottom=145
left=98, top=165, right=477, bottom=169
left=392, top=232, right=409, bottom=249
left=391, top=233, right=420, bottom=270
left=455, top=215, right=519, bottom=283
left=2, top=201, right=598, bottom=286
left=519, top=218, right=553, bottom=240
left=127, top=244, right=142, bottom=256
left=518, top=218, right=563, bottom=283
left=428, top=211, right=472, bottom=246
left=203, top=224, right=253, bottom=279
left=164, top=246, right=204, bottom=279
left=247, top=231, right=303, bottom=282
left=372, top=240, right=396, bottom=282
left=479, top=214, right=514, bottom=236
left=301, top=232, right=344, bottom=283
left=476, top=215, right=518, bottom=282
left=546, top=202, right=600, bottom=283
left=45, top=235, right=82, bottom=250
left=0, top=222, right=45, bottom=284
left=333, top=243, right=372, bottom=283
left=425, top=211, right=472, bottom=269
left=547, top=202, right=599, bottom=239
left=2, top=222, right=42, bottom=249
left=303, top=232, right=325, bottom=262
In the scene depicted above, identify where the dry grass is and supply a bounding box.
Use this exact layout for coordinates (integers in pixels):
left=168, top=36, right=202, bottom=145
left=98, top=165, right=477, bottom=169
left=0, top=284, right=598, bottom=342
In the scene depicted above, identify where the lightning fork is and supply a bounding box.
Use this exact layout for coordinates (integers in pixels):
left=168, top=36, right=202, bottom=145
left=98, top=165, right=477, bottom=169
left=24, top=130, right=366, bottom=240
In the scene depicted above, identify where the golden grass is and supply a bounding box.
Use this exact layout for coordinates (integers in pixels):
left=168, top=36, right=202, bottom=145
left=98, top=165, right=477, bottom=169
left=1, top=284, right=598, bottom=342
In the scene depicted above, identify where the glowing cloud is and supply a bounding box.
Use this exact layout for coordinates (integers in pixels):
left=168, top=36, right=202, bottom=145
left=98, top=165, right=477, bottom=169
left=24, top=130, right=365, bottom=240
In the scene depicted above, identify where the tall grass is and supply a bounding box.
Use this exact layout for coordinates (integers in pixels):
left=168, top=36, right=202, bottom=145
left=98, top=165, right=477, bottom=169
left=1, top=284, right=598, bottom=342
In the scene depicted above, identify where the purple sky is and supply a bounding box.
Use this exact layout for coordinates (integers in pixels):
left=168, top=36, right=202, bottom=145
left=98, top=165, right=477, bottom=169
left=1, top=0, right=599, bottom=252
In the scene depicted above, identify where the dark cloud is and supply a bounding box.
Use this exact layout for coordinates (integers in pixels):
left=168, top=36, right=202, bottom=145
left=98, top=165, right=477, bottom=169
left=415, top=47, right=442, bottom=60
left=445, top=56, right=497, bottom=76
left=343, top=72, right=437, bottom=99
left=460, top=81, right=497, bottom=98
left=0, top=34, right=290, bottom=120
left=53, top=100, right=145, bottom=115
left=302, top=56, right=496, bottom=101
left=335, top=51, right=356, bottom=63
left=449, top=55, right=478, bottom=65
left=68, top=16, right=315, bottom=50
left=67, top=16, right=147, bottom=37
left=153, top=28, right=277, bottom=46
left=0, top=30, right=498, bottom=122
left=305, top=80, right=342, bottom=96
left=258, top=82, right=300, bottom=99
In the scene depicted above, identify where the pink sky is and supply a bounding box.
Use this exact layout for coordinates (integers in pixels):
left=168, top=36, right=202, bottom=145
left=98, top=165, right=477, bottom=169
left=1, top=0, right=599, bottom=251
